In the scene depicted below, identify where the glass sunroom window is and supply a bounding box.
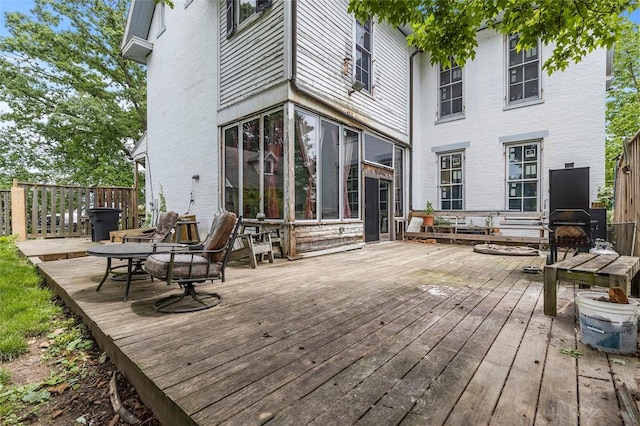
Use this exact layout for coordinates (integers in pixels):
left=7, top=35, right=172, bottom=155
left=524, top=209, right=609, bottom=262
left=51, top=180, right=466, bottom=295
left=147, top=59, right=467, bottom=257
left=344, top=129, right=360, bottom=218
left=263, top=110, right=284, bottom=219
left=294, top=109, right=360, bottom=221
left=242, top=118, right=260, bottom=219
left=294, top=110, right=318, bottom=220
left=321, top=121, right=340, bottom=219
left=364, top=134, right=392, bottom=166
left=223, top=108, right=284, bottom=220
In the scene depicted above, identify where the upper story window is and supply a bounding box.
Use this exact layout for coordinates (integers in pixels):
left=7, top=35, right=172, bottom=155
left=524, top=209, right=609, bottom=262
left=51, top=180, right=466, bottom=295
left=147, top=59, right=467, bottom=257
left=439, top=58, right=463, bottom=118
left=507, top=34, right=540, bottom=104
left=355, top=18, right=372, bottom=92
left=226, top=0, right=272, bottom=37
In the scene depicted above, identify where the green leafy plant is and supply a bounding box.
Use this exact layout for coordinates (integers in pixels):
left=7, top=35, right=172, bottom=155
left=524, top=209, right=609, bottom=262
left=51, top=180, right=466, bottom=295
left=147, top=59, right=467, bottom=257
left=424, top=201, right=434, bottom=216
left=433, top=216, right=451, bottom=226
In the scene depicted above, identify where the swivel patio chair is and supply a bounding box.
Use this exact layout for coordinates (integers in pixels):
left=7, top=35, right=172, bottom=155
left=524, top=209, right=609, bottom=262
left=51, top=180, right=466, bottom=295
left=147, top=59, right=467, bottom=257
left=123, top=211, right=180, bottom=243
left=144, top=211, right=241, bottom=313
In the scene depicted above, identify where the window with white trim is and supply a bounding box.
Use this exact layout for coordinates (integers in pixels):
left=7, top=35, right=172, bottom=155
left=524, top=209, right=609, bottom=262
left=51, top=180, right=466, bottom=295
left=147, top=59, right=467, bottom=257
left=439, top=152, right=463, bottom=210
left=506, top=142, right=539, bottom=211
left=507, top=34, right=540, bottom=104
left=226, top=0, right=272, bottom=37
left=439, top=58, right=463, bottom=118
left=355, top=18, right=372, bottom=92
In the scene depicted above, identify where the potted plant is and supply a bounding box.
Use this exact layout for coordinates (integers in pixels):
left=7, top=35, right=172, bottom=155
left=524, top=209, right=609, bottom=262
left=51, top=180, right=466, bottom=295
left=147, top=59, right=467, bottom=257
left=423, top=201, right=434, bottom=227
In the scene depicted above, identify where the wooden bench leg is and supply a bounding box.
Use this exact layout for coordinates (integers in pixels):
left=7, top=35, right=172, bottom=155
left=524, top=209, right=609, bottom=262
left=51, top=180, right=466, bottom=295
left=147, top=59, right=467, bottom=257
left=544, top=266, right=558, bottom=316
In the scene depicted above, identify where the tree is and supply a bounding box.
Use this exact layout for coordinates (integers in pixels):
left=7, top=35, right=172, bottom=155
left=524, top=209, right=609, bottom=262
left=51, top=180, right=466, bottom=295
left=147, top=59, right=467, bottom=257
left=0, top=0, right=146, bottom=187
left=349, top=0, right=638, bottom=72
left=603, top=19, right=640, bottom=206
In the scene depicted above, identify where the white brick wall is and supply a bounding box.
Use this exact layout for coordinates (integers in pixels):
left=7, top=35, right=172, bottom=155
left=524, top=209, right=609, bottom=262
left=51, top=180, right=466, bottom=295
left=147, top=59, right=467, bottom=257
left=146, top=0, right=220, bottom=233
left=413, top=29, right=606, bottom=214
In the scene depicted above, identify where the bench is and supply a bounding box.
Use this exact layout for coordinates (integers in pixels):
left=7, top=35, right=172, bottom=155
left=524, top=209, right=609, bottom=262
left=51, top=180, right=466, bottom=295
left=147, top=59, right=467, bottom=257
left=544, top=253, right=640, bottom=316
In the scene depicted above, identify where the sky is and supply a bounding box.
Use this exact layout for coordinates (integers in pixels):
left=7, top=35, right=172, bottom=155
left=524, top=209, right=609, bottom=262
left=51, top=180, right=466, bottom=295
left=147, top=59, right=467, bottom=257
left=0, top=0, right=35, bottom=37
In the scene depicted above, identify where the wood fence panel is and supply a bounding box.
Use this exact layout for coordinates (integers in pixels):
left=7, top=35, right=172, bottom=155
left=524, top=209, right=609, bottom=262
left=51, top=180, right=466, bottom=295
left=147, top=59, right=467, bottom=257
left=0, top=190, right=10, bottom=236
left=613, top=131, right=640, bottom=256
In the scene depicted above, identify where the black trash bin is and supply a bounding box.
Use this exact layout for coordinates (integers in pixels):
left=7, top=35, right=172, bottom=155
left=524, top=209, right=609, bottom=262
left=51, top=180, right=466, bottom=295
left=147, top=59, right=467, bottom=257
left=88, top=208, right=121, bottom=242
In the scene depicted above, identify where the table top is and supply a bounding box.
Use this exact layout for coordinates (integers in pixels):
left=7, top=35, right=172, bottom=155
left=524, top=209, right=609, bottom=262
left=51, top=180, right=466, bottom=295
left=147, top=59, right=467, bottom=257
left=86, top=242, right=187, bottom=258
left=546, top=253, right=640, bottom=276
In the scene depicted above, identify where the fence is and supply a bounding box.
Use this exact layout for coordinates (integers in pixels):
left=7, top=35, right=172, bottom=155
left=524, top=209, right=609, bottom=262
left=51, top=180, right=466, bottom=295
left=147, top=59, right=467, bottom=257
left=613, top=130, right=640, bottom=256
left=7, top=180, right=137, bottom=240
left=0, top=190, right=10, bottom=237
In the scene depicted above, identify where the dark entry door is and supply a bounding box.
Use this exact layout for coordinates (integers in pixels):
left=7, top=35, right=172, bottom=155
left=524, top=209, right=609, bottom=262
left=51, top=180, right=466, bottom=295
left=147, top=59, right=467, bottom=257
left=364, top=177, right=379, bottom=242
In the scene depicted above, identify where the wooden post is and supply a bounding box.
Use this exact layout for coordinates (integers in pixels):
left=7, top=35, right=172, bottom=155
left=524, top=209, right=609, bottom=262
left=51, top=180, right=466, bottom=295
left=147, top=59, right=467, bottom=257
left=10, top=179, right=27, bottom=241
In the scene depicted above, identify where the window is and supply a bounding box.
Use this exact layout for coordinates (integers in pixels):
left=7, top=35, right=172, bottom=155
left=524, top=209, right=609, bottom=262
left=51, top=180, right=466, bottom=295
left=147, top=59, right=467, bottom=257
left=355, top=18, right=372, bottom=92
left=507, top=34, right=540, bottom=104
left=364, top=134, right=392, bottom=167
left=223, top=108, right=284, bottom=219
left=439, top=58, right=463, bottom=117
left=506, top=142, right=539, bottom=211
left=439, top=152, right=463, bottom=210
left=294, top=109, right=360, bottom=220
left=226, top=0, right=272, bottom=37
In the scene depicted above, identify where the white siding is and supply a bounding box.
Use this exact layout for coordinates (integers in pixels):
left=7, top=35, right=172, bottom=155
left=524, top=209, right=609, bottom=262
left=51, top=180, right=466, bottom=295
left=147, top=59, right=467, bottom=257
left=145, top=0, right=221, bottom=234
left=219, top=0, right=286, bottom=108
left=296, top=0, right=410, bottom=142
left=413, top=29, right=606, bottom=214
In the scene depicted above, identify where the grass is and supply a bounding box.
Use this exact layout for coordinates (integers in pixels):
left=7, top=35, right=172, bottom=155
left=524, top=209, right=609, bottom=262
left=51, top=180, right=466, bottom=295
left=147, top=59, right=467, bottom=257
left=0, top=236, right=97, bottom=424
left=0, top=236, right=61, bottom=361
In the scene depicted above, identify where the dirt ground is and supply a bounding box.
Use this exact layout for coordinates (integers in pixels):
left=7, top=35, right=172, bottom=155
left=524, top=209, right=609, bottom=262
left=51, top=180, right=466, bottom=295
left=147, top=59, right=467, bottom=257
left=1, top=324, right=160, bottom=425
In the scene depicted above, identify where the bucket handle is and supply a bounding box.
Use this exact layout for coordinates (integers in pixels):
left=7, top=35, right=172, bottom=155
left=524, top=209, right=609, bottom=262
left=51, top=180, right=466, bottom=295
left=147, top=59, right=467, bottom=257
left=586, top=325, right=605, bottom=334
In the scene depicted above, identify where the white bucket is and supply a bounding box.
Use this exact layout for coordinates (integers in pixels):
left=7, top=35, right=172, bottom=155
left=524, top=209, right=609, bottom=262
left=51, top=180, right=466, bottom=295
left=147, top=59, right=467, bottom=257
left=576, top=292, right=640, bottom=354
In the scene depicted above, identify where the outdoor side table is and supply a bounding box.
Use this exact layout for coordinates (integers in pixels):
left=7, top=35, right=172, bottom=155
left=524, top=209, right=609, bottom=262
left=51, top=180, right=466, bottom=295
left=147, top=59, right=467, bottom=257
left=543, top=253, right=640, bottom=316
left=87, top=242, right=186, bottom=301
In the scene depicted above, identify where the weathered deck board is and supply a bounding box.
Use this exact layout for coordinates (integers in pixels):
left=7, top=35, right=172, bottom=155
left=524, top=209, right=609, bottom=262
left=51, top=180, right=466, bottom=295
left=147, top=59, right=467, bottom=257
left=31, top=240, right=640, bottom=426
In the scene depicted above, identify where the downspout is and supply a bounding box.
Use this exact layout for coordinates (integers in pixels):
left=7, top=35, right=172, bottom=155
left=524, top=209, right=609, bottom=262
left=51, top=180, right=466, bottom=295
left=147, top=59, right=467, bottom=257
left=408, top=47, right=421, bottom=214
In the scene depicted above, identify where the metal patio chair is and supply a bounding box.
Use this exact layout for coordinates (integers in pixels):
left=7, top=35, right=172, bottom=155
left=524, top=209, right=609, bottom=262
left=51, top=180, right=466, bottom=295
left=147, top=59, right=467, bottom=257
left=144, top=211, right=241, bottom=313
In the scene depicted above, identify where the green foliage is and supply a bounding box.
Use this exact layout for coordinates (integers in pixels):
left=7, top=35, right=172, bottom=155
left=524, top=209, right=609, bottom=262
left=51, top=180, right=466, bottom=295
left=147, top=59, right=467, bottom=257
left=597, top=185, right=614, bottom=210
left=606, top=20, right=640, bottom=186
left=159, top=184, right=167, bottom=212
left=424, top=201, right=434, bottom=215
left=433, top=216, right=451, bottom=226
left=0, top=0, right=146, bottom=186
left=0, top=236, right=61, bottom=361
left=349, top=0, right=636, bottom=73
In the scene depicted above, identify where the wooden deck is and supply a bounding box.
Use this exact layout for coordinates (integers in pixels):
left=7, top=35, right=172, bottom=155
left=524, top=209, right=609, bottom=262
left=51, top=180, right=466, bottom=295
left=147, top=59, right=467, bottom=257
left=28, top=240, right=640, bottom=425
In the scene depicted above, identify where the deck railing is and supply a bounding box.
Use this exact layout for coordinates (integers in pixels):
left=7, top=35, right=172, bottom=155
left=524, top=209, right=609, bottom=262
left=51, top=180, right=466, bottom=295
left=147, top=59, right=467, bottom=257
left=8, top=180, right=137, bottom=240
